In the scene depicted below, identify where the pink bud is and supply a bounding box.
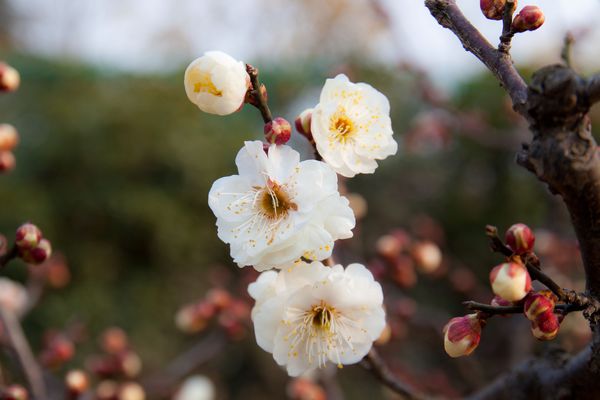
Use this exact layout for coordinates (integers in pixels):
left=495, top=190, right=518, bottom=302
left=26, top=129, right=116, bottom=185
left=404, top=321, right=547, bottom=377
left=0, top=124, right=18, bottom=152
left=411, top=241, right=442, bottom=273
left=505, top=223, right=535, bottom=255
left=376, top=234, right=403, bottom=260
left=0, top=151, right=15, bottom=173
left=523, top=290, right=556, bottom=321
left=480, top=0, right=514, bottom=20
left=20, top=238, right=52, bottom=265
left=65, top=369, right=89, bottom=395
left=489, top=262, right=531, bottom=302
left=531, top=311, right=560, bottom=340
left=443, top=314, right=482, bottom=358
left=264, top=117, right=291, bottom=145
left=0, top=63, right=20, bottom=93
left=512, top=6, right=545, bottom=33
left=118, top=382, right=145, bottom=400
left=294, top=108, right=313, bottom=141
left=15, top=223, right=42, bottom=250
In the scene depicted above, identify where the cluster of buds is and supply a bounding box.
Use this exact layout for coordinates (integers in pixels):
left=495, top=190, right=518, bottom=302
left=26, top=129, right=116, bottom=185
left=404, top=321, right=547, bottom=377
left=443, top=314, right=484, bottom=358
left=480, top=1, right=545, bottom=33
left=39, top=332, right=75, bottom=369
left=372, top=226, right=443, bottom=288
left=0, top=62, right=20, bottom=174
left=286, top=378, right=326, bottom=400
left=88, top=328, right=142, bottom=380
left=175, top=288, right=250, bottom=340
left=15, top=223, right=52, bottom=265
left=524, top=291, right=561, bottom=340
left=264, top=117, right=291, bottom=145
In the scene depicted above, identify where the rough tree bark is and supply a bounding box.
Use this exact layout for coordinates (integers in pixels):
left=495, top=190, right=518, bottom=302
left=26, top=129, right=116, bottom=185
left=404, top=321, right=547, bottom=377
left=425, top=0, right=600, bottom=398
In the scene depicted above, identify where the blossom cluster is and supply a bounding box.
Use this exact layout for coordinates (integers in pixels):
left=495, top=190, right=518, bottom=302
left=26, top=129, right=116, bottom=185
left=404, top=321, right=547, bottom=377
left=184, top=51, right=398, bottom=376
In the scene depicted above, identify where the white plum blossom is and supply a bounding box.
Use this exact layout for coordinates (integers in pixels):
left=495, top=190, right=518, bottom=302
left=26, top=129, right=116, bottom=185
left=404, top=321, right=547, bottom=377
left=175, top=375, right=215, bottom=400
left=311, top=74, right=397, bottom=178
left=208, top=141, right=355, bottom=271
left=0, top=278, right=28, bottom=316
left=248, top=261, right=386, bottom=377
left=184, top=51, right=250, bottom=116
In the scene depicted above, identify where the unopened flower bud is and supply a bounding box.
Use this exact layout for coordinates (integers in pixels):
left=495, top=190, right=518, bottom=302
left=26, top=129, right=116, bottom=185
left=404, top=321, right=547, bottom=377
left=96, top=380, right=119, bottom=400
left=294, top=108, right=313, bottom=141
left=0, top=385, right=28, bottom=400
left=175, top=304, right=207, bottom=334
left=443, top=314, right=482, bottom=358
left=101, top=327, right=129, bottom=355
left=376, top=234, right=403, bottom=260
left=524, top=290, right=556, bottom=321
left=287, top=378, right=326, bottom=400
left=40, top=334, right=74, bottom=368
left=15, top=223, right=42, bottom=250
left=264, top=117, right=291, bottom=145
left=412, top=241, right=442, bottom=273
left=505, top=223, right=535, bottom=254
left=531, top=311, right=560, bottom=340
left=0, top=151, right=15, bottom=172
left=512, top=6, right=545, bottom=33
left=119, top=351, right=142, bottom=378
left=480, top=0, right=514, bottom=20
left=0, top=63, right=20, bottom=92
left=118, top=382, right=145, bottom=400
left=20, top=238, right=52, bottom=265
left=489, top=262, right=531, bottom=302
left=65, top=369, right=89, bottom=395
left=0, top=124, right=18, bottom=151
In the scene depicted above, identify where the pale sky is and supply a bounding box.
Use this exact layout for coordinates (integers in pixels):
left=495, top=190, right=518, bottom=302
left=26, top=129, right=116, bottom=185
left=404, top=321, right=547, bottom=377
left=5, top=0, right=600, bottom=84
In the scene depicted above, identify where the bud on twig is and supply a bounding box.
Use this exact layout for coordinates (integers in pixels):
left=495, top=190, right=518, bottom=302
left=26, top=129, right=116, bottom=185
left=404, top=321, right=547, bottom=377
left=20, top=238, right=52, bottom=265
left=531, top=311, right=560, bottom=340
left=15, top=223, right=42, bottom=250
left=65, top=369, right=89, bottom=396
left=443, top=314, right=483, bottom=357
left=480, top=0, right=514, bottom=20
left=411, top=241, right=442, bottom=274
left=294, top=108, right=313, bottom=141
left=489, top=261, right=531, bottom=302
left=505, top=223, right=535, bottom=255
left=0, top=124, right=19, bottom=152
left=523, top=291, right=556, bottom=321
left=264, top=117, right=291, bottom=145
left=512, top=6, right=545, bottom=33
left=0, top=63, right=20, bottom=93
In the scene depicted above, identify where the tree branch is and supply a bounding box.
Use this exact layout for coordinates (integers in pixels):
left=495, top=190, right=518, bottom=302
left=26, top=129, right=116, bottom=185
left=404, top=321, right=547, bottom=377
left=361, top=348, right=424, bottom=400
left=245, top=64, right=272, bottom=124
left=589, top=73, right=600, bottom=104
left=424, top=0, right=528, bottom=114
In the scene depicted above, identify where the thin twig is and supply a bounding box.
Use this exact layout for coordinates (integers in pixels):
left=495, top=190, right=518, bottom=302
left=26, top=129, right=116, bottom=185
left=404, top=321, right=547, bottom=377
left=464, top=301, right=583, bottom=317
left=361, top=348, right=423, bottom=400
left=498, top=0, right=517, bottom=53
left=245, top=64, right=272, bottom=124
left=0, top=307, right=47, bottom=399
left=0, top=245, right=18, bottom=270
left=561, top=32, right=574, bottom=67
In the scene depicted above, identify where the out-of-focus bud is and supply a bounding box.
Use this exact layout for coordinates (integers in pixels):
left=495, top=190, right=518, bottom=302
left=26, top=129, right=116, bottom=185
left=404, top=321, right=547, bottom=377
left=346, top=192, right=367, bottom=220
left=264, top=117, right=291, bottom=145
left=489, top=262, right=531, bottom=302
left=524, top=290, right=556, bottom=321
left=374, top=323, right=392, bottom=346
left=206, top=288, right=232, bottom=311
left=0, top=151, right=15, bottom=172
left=65, top=369, right=89, bottom=395
left=96, top=380, right=119, bottom=400
left=443, top=314, right=483, bottom=358
left=15, top=223, right=42, bottom=250
left=0, top=124, right=18, bottom=152
left=287, top=378, right=326, bottom=400
left=450, top=266, right=477, bottom=293
left=531, top=311, right=560, bottom=340
left=0, top=63, right=20, bottom=92
left=512, top=6, right=545, bottom=33
left=37, top=253, right=71, bottom=288
left=101, top=327, right=129, bottom=355
left=0, top=385, right=28, bottom=400
left=174, top=375, right=215, bottom=400
left=391, top=255, right=417, bottom=288
left=40, top=334, right=75, bottom=368
left=376, top=234, right=403, bottom=260
left=294, top=108, right=313, bottom=141
left=411, top=241, right=442, bottom=273
left=480, top=0, right=512, bottom=20
left=505, top=223, right=535, bottom=255
left=119, top=351, right=142, bottom=378
left=20, top=238, right=52, bottom=265
left=118, top=382, right=145, bottom=400
left=175, top=304, right=208, bottom=334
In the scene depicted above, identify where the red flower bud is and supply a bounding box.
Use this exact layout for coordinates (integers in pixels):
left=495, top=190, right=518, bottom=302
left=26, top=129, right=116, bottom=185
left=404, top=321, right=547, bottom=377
left=20, top=238, right=52, bottom=265
left=15, top=223, right=42, bottom=250
left=512, top=6, right=545, bottom=33
left=505, top=223, right=535, bottom=254
left=489, top=261, right=531, bottom=302
left=101, top=327, right=129, bottom=355
left=523, top=290, right=556, bottom=321
left=480, top=0, right=515, bottom=20
left=0, top=124, right=18, bottom=152
left=443, top=314, right=483, bottom=357
left=531, top=310, right=560, bottom=340
left=0, top=151, right=15, bottom=173
left=0, top=63, right=20, bottom=93
left=294, top=108, right=313, bottom=141
left=264, top=117, right=291, bottom=145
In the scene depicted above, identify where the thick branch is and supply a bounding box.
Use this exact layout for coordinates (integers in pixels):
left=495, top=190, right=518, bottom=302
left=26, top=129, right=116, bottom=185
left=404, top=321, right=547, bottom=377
left=361, top=348, right=423, bottom=400
left=425, top=0, right=528, bottom=113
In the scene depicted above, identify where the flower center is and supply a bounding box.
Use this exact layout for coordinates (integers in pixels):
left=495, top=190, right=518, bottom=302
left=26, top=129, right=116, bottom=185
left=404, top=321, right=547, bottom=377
left=311, top=303, right=335, bottom=331
left=258, top=181, right=297, bottom=219
left=191, top=70, right=223, bottom=97
left=330, top=109, right=355, bottom=143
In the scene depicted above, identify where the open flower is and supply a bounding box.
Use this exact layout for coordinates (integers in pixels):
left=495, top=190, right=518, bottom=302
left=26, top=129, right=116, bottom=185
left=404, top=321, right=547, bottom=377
left=311, top=74, right=397, bottom=178
left=248, top=262, right=386, bottom=377
left=208, top=141, right=355, bottom=270
left=184, top=51, right=250, bottom=115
